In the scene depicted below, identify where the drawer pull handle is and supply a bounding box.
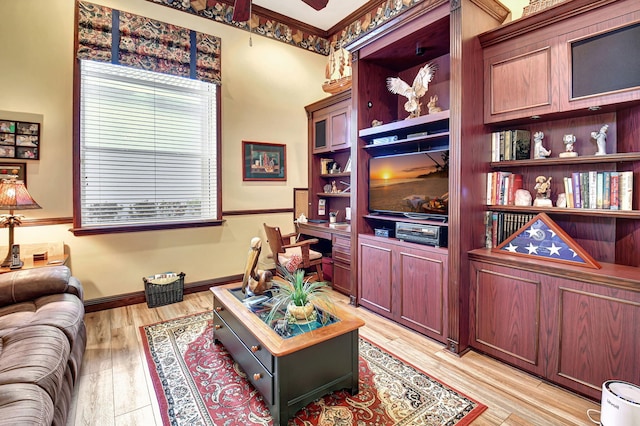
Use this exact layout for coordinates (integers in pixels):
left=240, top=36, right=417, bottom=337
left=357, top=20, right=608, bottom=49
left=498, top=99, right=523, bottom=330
left=253, top=373, right=262, bottom=381
left=215, top=324, right=222, bottom=330
left=215, top=306, right=223, bottom=312
left=251, top=345, right=260, bottom=352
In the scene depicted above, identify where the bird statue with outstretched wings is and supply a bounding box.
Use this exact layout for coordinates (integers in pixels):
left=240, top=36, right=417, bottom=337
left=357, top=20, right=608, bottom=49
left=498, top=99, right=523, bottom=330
left=386, top=62, right=437, bottom=119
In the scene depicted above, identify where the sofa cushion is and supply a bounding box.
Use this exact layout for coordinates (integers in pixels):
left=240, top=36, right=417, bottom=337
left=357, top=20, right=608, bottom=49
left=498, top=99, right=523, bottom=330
left=0, top=266, right=82, bottom=308
left=0, top=293, right=85, bottom=345
left=0, top=382, right=54, bottom=425
left=0, top=324, right=70, bottom=403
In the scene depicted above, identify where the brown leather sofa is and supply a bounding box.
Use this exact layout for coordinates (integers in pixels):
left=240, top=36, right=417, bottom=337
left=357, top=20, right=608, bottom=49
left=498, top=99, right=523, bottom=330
left=0, top=266, right=86, bottom=426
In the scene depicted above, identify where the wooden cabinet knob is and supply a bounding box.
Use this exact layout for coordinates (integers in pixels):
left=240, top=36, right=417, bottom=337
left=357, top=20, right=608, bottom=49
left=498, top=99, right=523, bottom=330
left=253, top=373, right=261, bottom=381
left=215, top=306, right=223, bottom=312
left=214, top=324, right=222, bottom=330
left=251, top=345, right=260, bottom=352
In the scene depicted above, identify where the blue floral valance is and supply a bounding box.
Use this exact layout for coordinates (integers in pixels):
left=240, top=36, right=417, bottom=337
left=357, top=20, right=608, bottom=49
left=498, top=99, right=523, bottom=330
left=76, top=1, right=221, bottom=85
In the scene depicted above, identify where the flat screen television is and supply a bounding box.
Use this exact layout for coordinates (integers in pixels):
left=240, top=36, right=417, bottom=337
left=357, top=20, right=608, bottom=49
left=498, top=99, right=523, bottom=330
left=368, top=149, right=449, bottom=220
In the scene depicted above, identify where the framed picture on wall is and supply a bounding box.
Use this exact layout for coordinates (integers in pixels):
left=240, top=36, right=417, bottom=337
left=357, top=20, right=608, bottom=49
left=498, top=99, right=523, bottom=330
left=242, top=141, right=287, bottom=181
left=0, top=162, right=27, bottom=183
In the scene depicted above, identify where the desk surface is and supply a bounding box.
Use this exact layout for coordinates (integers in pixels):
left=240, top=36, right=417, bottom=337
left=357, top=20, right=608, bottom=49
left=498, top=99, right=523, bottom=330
left=0, top=254, right=69, bottom=274
left=297, top=222, right=351, bottom=240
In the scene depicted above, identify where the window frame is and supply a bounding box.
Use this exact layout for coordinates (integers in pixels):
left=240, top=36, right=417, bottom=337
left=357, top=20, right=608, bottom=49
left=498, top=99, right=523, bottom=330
left=71, top=59, right=223, bottom=236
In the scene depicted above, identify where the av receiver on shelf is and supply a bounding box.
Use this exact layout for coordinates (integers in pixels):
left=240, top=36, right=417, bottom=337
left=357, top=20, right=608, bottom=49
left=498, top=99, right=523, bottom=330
left=395, top=222, right=447, bottom=247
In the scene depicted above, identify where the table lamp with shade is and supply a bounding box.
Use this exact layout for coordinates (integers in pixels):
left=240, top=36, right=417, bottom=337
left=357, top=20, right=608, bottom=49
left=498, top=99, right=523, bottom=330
left=0, top=177, right=41, bottom=268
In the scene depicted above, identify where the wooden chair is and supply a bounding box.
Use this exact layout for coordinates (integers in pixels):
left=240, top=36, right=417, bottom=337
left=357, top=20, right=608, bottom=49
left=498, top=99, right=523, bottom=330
left=263, top=223, right=324, bottom=281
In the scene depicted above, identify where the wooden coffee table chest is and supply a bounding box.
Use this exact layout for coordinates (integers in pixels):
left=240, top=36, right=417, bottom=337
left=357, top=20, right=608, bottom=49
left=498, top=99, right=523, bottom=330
left=211, top=283, right=364, bottom=425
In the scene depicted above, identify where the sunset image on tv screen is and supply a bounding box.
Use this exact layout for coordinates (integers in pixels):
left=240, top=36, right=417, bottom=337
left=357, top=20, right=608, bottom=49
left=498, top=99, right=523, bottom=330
left=369, top=150, right=449, bottom=215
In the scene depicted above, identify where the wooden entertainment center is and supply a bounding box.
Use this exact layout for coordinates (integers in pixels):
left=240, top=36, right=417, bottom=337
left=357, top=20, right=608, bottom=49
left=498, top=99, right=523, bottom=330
left=306, top=0, right=639, bottom=400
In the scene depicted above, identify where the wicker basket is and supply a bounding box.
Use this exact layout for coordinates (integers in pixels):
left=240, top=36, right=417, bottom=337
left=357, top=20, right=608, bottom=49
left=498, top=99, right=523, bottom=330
left=143, top=272, right=185, bottom=308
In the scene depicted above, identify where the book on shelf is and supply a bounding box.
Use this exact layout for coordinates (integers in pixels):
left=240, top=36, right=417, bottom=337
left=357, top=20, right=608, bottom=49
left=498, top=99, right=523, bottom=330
left=610, top=171, right=619, bottom=210
left=506, top=174, right=523, bottom=205
left=619, top=171, right=634, bottom=210
left=486, top=172, right=494, bottom=205
left=563, top=170, right=633, bottom=211
left=490, top=129, right=531, bottom=162
left=603, top=171, right=611, bottom=209
left=588, top=171, right=597, bottom=209
left=487, top=171, right=520, bottom=205
left=512, top=130, right=531, bottom=160
left=596, top=172, right=604, bottom=209
left=320, top=158, right=333, bottom=175
left=564, top=177, right=574, bottom=208
left=580, top=172, right=590, bottom=209
left=491, top=132, right=501, bottom=162
left=485, top=211, right=536, bottom=248
left=571, top=172, right=582, bottom=208
left=503, top=130, right=512, bottom=161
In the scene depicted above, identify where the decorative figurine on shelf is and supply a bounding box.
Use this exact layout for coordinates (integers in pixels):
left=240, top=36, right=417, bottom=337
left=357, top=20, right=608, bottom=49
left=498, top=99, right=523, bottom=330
left=371, top=119, right=383, bottom=127
left=515, top=189, right=533, bottom=206
left=559, top=134, right=578, bottom=157
left=386, top=62, right=437, bottom=119
left=591, top=124, right=608, bottom=155
left=533, top=131, right=551, bottom=159
left=331, top=180, right=338, bottom=193
left=533, top=175, right=553, bottom=207
left=556, top=193, right=567, bottom=208
left=427, top=95, right=442, bottom=114
left=329, top=161, right=340, bottom=174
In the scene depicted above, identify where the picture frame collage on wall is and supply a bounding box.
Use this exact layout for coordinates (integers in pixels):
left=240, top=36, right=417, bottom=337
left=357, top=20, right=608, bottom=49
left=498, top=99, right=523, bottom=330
left=0, top=119, right=40, bottom=160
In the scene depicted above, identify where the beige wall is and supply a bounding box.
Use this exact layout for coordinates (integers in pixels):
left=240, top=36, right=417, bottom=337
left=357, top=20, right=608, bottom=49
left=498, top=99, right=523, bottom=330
left=0, top=0, right=526, bottom=301
left=0, top=0, right=327, bottom=300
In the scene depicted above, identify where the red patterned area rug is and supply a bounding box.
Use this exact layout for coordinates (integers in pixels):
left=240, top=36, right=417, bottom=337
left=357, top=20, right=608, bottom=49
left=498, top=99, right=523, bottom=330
left=140, top=312, right=487, bottom=425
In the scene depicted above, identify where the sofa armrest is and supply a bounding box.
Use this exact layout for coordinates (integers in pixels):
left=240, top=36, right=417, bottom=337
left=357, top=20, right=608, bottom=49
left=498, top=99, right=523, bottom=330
left=0, top=266, right=82, bottom=307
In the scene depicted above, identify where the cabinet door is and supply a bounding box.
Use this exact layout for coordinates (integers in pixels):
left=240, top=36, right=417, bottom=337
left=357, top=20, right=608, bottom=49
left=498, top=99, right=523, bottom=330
left=332, top=235, right=353, bottom=296
left=312, top=100, right=351, bottom=153
left=329, top=102, right=350, bottom=151
left=470, top=261, right=545, bottom=376
left=546, top=277, right=640, bottom=400
left=358, top=237, right=393, bottom=317
left=484, top=40, right=558, bottom=123
left=395, top=245, right=447, bottom=342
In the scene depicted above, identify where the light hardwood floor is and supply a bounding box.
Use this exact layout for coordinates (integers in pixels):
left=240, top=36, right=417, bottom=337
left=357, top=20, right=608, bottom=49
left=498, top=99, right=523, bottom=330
left=67, top=289, right=599, bottom=425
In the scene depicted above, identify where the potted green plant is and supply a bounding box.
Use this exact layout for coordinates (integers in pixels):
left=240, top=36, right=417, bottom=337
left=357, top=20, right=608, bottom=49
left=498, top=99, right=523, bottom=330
left=266, top=267, right=333, bottom=325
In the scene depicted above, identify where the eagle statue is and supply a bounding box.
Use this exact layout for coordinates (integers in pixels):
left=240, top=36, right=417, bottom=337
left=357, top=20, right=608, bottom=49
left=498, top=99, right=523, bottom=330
left=386, top=62, right=437, bottom=119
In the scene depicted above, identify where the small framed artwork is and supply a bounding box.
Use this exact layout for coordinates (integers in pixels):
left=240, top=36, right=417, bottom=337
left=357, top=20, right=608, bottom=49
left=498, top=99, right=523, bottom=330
left=242, top=141, right=286, bottom=181
left=0, top=119, right=40, bottom=160
left=0, top=162, right=27, bottom=184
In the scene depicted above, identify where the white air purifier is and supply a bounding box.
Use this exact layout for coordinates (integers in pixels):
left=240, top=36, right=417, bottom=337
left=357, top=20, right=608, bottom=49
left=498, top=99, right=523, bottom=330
left=600, top=380, right=640, bottom=426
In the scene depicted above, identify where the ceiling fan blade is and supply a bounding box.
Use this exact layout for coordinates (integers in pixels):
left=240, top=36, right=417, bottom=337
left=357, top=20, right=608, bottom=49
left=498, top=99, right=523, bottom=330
left=232, top=0, right=251, bottom=22
left=302, top=0, right=329, bottom=11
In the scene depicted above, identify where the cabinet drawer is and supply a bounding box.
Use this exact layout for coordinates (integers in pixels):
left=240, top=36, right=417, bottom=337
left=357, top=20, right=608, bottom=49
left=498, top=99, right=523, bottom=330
left=332, top=235, right=351, bottom=262
left=213, top=313, right=274, bottom=405
left=213, top=303, right=274, bottom=373
left=332, top=245, right=351, bottom=263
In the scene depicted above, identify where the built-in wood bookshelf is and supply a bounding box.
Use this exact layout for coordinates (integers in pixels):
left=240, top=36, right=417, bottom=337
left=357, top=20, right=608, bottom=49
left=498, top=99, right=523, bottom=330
left=473, top=0, right=640, bottom=401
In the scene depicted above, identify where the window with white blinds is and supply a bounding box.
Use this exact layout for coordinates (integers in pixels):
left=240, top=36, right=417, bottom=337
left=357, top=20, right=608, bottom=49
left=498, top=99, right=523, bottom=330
left=79, top=60, right=219, bottom=229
